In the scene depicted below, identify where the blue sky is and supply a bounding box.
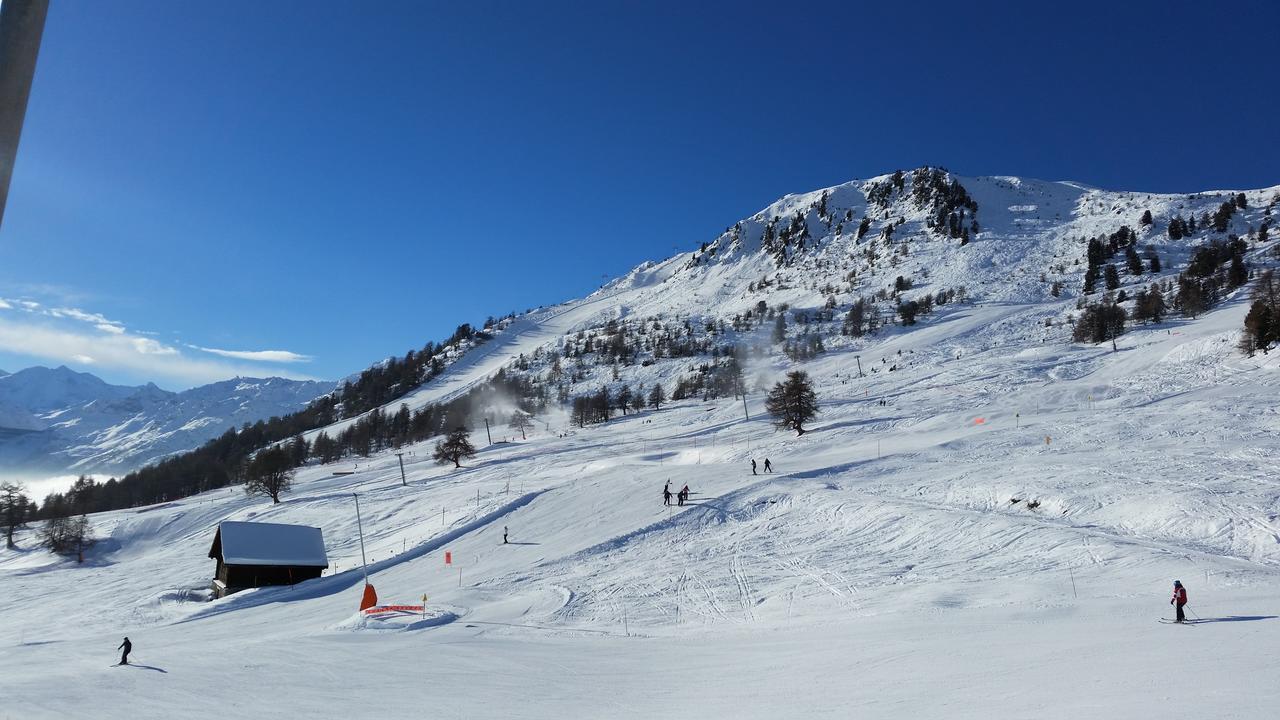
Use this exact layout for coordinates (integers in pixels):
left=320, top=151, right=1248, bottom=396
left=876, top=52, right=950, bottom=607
left=1, top=0, right=1276, bottom=389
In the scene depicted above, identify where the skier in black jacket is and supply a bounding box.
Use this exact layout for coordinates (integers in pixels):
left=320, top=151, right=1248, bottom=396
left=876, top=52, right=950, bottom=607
left=118, top=637, right=131, bottom=665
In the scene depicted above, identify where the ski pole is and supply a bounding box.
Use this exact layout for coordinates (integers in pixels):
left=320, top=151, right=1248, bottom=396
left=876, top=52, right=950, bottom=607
left=1187, top=605, right=1201, bottom=620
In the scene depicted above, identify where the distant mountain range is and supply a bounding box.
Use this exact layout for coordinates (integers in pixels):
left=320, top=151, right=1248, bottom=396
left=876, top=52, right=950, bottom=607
left=0, top=365, right=334, bottom=479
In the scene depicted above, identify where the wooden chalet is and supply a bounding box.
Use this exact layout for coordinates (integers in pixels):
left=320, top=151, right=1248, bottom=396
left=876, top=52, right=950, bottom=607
left=208, top=521, right=328, bottom=598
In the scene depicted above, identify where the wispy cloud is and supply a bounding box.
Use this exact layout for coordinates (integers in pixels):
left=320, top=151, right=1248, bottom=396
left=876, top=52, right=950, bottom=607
left=188, top=345, right=313, bottom=363
left=0, top=296, right=320, bottom=388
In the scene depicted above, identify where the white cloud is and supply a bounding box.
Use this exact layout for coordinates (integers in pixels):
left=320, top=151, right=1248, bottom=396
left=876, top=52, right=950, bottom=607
left=0, top=313, right=320, bottom=388
left=131, top=337, right=179, bottom=355
left=188, top=345, right=313, bottom=363
left=0, top=299, right=11, bottom=310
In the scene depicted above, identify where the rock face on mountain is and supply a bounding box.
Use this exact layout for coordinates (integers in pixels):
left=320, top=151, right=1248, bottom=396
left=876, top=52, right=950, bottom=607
left=0, top=366, right=333, bottom=477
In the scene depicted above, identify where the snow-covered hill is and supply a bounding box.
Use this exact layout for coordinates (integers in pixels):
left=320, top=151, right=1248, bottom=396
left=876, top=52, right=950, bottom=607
left=0, top=366, right=335, bottom=481
left=2, top=169, right=1279, bottom=718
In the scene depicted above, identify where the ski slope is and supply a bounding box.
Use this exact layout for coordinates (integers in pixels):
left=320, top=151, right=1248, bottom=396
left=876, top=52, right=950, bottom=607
left=3, top=287, right=1279, bottom=718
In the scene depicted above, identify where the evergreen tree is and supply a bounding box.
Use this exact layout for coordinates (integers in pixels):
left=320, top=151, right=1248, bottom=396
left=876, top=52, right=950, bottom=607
left=1140, top=209, right=1153, bottom=225
left=897, top=300, right=920, bottom=325
left=1083, top=265, right=1100, bottom=294
left=1104, top=263, right=1121, bottom=291
left=432, top=426, right=476, bottom=469
left=1125, top=245, right=1144, bottom=276
left=1177, top=278, right=1207, bottom=318
left=765, top=370, right=820, bottom=436
left=1072, top=302, right=1127, bottom=345
left=1227, top=252, right=1248, bottom=289
left=1133, top=284, right=1167, bottom=324
left=1239, top=270, right=1280, bottom=355
left=772, top=314, right=787, bottom=343
left=648, top=383, right=665, bottom=410
left=616, top=384, right=632, bottom=415
left=289, top=435, right=310, bottom=467
left=312, top=432, right=342, bottom=464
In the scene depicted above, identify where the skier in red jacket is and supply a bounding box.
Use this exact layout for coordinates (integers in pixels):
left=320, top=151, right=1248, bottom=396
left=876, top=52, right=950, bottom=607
left=1170, top=580, right=1188, bottom=622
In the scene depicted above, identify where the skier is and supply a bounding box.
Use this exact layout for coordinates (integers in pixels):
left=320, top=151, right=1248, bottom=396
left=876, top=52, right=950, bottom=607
left=678, top=485, right=690, bottom=506
left=763, top=458, right=773, bottom=473
left=117, top=637, right=131, bottom=666
left=751, top=459, right=758, bottom=476
left=663, top=481, right=672, bottom=506
left=1171, top=580, right=1188, bottom=622
left=503, top=526, right=509, bottom=544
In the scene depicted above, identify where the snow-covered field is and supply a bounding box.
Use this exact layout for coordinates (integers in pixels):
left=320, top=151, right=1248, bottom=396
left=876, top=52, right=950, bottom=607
left=3, top=296, right=1278, bottom=718
left=3, top=171, right=1279, bottom=718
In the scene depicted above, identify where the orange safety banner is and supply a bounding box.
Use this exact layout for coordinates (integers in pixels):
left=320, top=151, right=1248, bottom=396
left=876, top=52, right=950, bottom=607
left=363, top=604, right=426, bottom=614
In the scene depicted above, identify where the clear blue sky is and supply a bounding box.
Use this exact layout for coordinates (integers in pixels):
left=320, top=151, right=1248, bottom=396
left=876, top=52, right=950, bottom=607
left=1, top=0, right=1276, bottom=389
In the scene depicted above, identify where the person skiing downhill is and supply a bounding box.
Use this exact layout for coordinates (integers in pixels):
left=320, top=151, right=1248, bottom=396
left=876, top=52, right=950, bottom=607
left=751, top=459, right=758, bottom=476
left=503, top=526, right=509, bottom=544
left=117, top=637, right=131, bottom=665
left=763, top=458, right=773, bottom=473
left=1171, top=580, right=1188, bottom=622
left=663, top=481, right=672, bottom=506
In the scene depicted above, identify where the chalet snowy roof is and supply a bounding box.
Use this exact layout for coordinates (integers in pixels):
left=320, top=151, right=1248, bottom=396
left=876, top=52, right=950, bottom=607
left=209, top=521, right=328, bottom=567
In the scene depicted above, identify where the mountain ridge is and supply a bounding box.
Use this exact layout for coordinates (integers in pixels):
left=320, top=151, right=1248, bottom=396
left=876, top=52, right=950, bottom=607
left=0, top=365, right=335, bottom=480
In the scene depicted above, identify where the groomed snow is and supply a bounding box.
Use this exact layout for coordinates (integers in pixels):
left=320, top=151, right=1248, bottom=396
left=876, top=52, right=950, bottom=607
left=2, top=173, right=1278, bottom=718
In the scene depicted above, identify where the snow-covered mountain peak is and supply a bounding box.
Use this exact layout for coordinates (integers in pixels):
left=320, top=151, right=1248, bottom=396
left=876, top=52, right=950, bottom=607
left=0, top=367, right=335, bottom=479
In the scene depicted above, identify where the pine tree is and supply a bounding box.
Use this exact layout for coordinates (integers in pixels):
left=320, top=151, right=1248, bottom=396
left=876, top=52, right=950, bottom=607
left=616, top=384, right=632, bottom=415
left=1239, top=300, right=1272, bottom=355
left=289, top=435, right=310, bottom=466
left=1177, top=278, right=1207, bottom=318
left=648, top=383, right=665, bottom=410
left=1104, top=264, right=1121, bottom=291
left=1239, top=270, right=1280, bottom=355
left=772, top=314, right=787, bottom=343
left=1072, top=302, right=1127, bottom=345
left=1125, top=245, right=1144, bottom=276
left=1083, top=266, right=1100, bottom=294
left=765, top=370, right=820, bottom=436
left=1140, top=209, right=1153, bottom=225
left=312, top=432, right=342, bottom=464
left=432, top=426, right=476, bottom=469
left=1227, top=252, right=1248, bottom=289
